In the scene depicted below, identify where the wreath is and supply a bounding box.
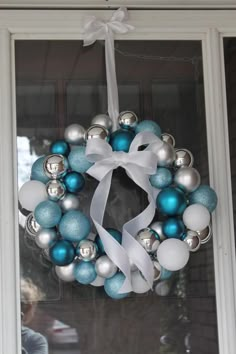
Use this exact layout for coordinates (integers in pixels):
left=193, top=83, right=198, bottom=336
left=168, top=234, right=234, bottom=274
left=18, top=8, right=217, bottom=300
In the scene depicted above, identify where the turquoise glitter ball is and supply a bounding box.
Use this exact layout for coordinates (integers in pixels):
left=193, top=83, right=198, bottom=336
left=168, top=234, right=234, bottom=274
left=49, top=240, right=75, bottom=266
left=150, top=167, right=173, bottom=189
left=64, top=171, right=85, bottom=193
left=74, top=261, right=97, bottom=284
left=109, top=129, right=135, bottom=152
left=162, top=217, right=185, bottom=238
left=104, top=273, right=129, bottom=299
left=31, top=156, right=50, bottom=184
left=34, top=200, right=62, bottom=228
left=135, top=120, right=162, bottom=138
left=156, top=187, right=187, bottom=216
left=189, top=184, right=218, bottom=212
left=50, top=140, right=70, bottom=156
left=68, top=146, right=93, bottom=173
left=95, top=228, right=122, bottom=254
left=59, top=210, right=91, bottom=242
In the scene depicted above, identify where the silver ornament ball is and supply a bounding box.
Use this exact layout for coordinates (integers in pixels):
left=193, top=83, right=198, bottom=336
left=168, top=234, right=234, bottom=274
left=35, top=228, right=57, bottom=249
left=149, top=221, right=166, bottom=241
left=118, top=111, right=139, bottom=130
left=59, top=193, right=80, bottom=212
left=46, top=180, right=66, bottom=201
left=183, top=230, right=201, bottom=252
left=77, top=240, right=97, bottom=262
left=135, top=228, right=160, bottom=253
left=44, top=154, right=68, bottom=179
left=91, top=114, right=113, bottom=131
left=174, top=166, right=201, bottom=193
left=55, top=262, right=77, bottom=282
left=156, top=142, right=176, bottom=167
left=174, top=149, right=194, bottom=168
left=95, top=255, right=117, bottom=278
left=161, top=133, right=175, bottom=147
left=86, top=125, right=109, bottom=141
left=26, top=213, right=41, bottom=237
left=197, top=224, right=212, bottom=244
left=64, top=124, right=85, bottom=145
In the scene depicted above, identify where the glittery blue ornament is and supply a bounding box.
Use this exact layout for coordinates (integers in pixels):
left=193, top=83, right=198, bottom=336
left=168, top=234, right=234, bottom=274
left=64, top=172, right=85, bottom=193
left=74, top=261, right=97, bottom=284
left=109, top=129, right=135, bottom=152
left=104, top=273, right=129, bottom=299
left=68, top=146, right=93, bottom=173
left=50, top=140, right=70, bottom=156
left=59, top=210, right=91, bottom=242
left=31, top=156, right=50, bottom=184
left=162, top=218, right=185, bottom=238
left=135, top=120, right=162, bottom=138
left=34, top=200, right=62, bottom=228
left=49, top=239, right=75, bottom=266
left=150, top=167, right=173, bottom=189
left=156, top=187, right=187, bottom=216
left=189, top=184, right=218, bottom=212
left=160, top=267, right=173, bottom=280
left=95, top=228, right=122, bottom=254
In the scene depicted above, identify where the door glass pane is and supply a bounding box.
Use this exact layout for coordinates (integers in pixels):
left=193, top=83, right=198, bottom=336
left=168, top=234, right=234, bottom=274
left=16, top=40, right=219, bottom=354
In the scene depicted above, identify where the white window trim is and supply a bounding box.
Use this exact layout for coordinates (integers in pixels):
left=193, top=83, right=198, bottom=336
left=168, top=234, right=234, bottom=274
left=0, top=9, right=236, bottom=354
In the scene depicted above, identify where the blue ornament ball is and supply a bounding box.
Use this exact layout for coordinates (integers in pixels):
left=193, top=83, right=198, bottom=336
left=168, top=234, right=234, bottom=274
left=68, top=146, right=93, bottom=173
left=156, top=187, right=187, bottom=216
left=189, top=184, right=218, bottom=212
left=95, top=228, right=122, bottom=254
left=31, top=156, right=50, bottom=184
left=104, top=273, right=129, bottom=299
left=34, top=200, right=62, bottom=228
left=160, top=267, right=173, bottom=280
left=64, top=172, right=85, bottom=193
left=74, top=261, right=97, bottom=284
left=109, top=129, right=135, bottom=152
left=59, top=210, right=91, bottom=242
left=150, top=167, right=173, bottom=189
left=49, top=240, right=75, bottom=266
left=135, top=120, right=162, bottom=138
left=162, top=218, right=185, bottom=238
left=50, top=140, right=70, bottom=156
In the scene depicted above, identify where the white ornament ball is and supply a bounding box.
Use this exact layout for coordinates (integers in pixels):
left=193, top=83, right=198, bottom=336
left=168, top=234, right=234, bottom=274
left=155, top=281, right=170, bottom=296
left=55, top=262, right=76, bottom=282
left=19, top=180, right=48, bottom=211
left=157, top=238, right=190, bottom=271
left=183, top=204, right=210, bottom=231
left=131, top=271, right=151, bottom=294
left=90, top=275, right=105, bottom=287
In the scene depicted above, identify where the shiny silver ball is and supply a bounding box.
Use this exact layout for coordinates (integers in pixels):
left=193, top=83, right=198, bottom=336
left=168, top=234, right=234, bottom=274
left=197, top=224, right=212, bottom=244
left=35, top=228, right=57, bottom=249
left=95, top=255, right=117, bottom=278
left=156, top=142, right=176, bottom=167
left=161, top=133, right=175, bottom=147
left=174, top=149, right=194, bottom=168
left=59, top=193, right=80, bottom=212
left=183, top=230, right=201, bottom=252
left=77, top=240, right=97, bottom=262
left=43, top=154, right=68, bottom=179
left=64, top=124, right=85, bottom=145
left=25, top=213, right=41, bottom=237
left=46, top=180, right=66, bottom=201
left=55, top=262, right=77, bottom=282
left=153, top=260, right=161, bottom=281
left=118, top=111, right=139, bottom=130
left=174, top=166, right=201, bottom=193
left=135, top=228, right=160, bottom=253
left=86, top=125, right=109, bottom=141
left=91, top=114, right=113, bottom=131
left=149, top=221, right=166, bottom=241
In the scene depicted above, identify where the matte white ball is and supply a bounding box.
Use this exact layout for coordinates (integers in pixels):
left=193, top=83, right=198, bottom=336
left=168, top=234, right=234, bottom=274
left=157, top=239, right=190, bottom=271
left=183, top=204, right=210, bottom=231
left=155, top=281, right=170, bottom=296
left=95, top=256, right=117, bottom=278
left=131, top=271, right=151, bottom=294
left=19, top=180, right=48, bottom=211
left=55, top=262, right=76, bottom=282
left=90, top=275, right=105, bottom=287
left=64, top=124, right=85, bottom=145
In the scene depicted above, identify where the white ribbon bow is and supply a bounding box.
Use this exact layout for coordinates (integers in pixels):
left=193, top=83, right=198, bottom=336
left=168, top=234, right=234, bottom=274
left=83, top=7, right=134, bottom=131
left=86, top=132, right=163, bottom=293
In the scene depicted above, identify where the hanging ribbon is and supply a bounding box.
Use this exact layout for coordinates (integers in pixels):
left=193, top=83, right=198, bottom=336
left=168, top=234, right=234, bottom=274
left=83, top=7, right=134, bottom=131
left=86, top=132, right=163, bottom=293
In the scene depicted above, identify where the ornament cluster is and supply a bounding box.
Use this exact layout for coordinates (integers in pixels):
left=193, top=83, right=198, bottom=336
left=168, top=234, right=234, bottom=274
left=19, top=111, right=217, bottom=299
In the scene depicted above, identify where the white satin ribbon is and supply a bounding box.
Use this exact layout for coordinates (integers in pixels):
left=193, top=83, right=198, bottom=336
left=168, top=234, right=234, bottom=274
left=83, top=7, right=134, bottom=131
left=86, top=132, right=163, bottom=293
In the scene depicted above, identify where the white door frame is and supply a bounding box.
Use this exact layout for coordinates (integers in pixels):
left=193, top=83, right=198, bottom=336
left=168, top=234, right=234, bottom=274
left=0, top=9, right=235, bottom=354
